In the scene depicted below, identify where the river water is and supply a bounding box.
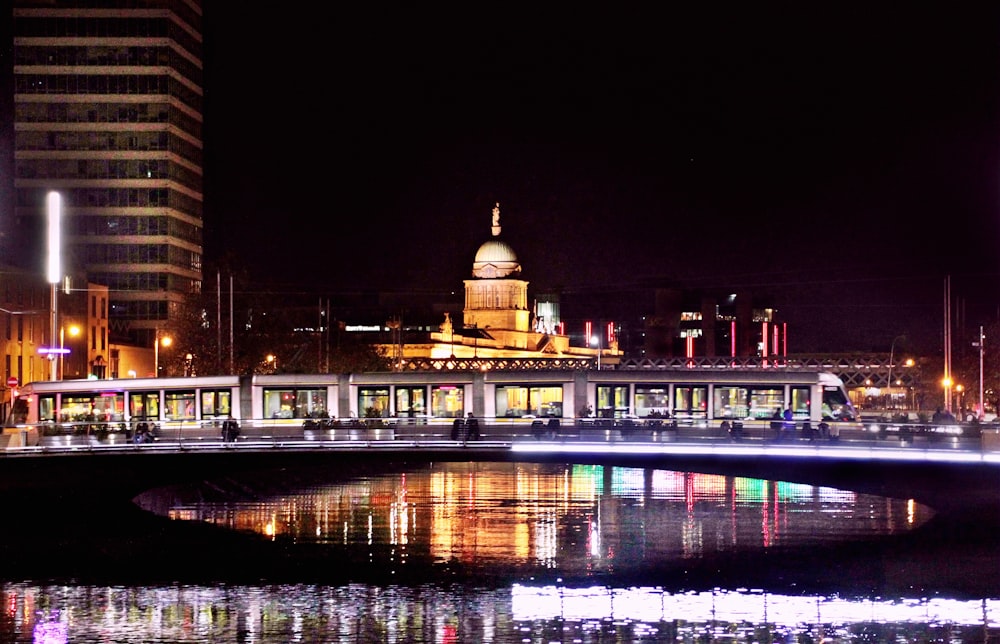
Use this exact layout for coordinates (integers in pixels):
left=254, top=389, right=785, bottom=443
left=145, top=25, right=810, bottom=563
left=3, top=461, right=999, bottom=642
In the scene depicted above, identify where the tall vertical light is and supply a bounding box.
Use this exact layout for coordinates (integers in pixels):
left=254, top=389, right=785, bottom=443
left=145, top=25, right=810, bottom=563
left=47, top=191, right=62, bottom=381
left=978, top=326, right=984, bottom=418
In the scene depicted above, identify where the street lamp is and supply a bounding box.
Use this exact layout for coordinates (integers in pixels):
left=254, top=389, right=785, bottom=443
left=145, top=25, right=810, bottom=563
left=266, top=354, right=276, bottom=373
left=942, top=376, right=953, bottom=412
left=887, top=334, right=905, bottom=410
left=591, top=335, right=601, bottom=371
left=47, top=191, right=61, bottom=381
left=154, top=330, right=172, bottom=378
left=59, top=323, right=80, bottom=380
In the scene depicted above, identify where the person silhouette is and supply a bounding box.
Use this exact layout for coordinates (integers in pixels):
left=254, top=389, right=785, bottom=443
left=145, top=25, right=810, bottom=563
left=465, top=412, right=480, bottom=440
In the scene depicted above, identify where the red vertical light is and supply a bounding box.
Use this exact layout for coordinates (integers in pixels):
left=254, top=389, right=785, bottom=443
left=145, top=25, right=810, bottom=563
left=686, top=335, right=694, bottom=358
left=782, top=322, right=788, bottom=356
left=606, top=321, right=614, bottom=344
left=585, top=321, right=592, bottom=345
left=761, top=322, right=768, bottom=357
left=772, top=325, right=779, bottom=356
left=731, top=320, right=736, bottom=357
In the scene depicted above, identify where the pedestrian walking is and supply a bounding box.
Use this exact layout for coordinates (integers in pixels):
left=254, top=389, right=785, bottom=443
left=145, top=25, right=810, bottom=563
left=451, top=416, right=464, bottom=440
left=770, top=408, right=783, bottom=441
left=222, top=414, right=240, bottom=442
left=465, top=412, right=480, bottom=441
left=782, top=407, right=795, bottom=440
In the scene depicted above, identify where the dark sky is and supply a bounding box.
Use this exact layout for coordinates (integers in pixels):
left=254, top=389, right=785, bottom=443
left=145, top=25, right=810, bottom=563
left=200, top=5, right=1000, bottom=354
left=6, top=5, right=997, bottom=354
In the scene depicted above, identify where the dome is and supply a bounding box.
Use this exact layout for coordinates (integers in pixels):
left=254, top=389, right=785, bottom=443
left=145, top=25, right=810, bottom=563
left=472, top=239, right=521, bottom=279
left=474, top=239, right=518, bottom=264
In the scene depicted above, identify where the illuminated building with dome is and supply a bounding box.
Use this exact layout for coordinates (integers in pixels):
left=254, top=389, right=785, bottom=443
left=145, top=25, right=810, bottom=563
left=385, top=203, right=621, bottom=366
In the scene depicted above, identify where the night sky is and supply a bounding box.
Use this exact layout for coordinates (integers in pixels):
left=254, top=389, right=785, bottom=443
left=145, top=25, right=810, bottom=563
left=200, top=5, right=1000, bottom=354
left=4, top=5, right=1000, bottom=355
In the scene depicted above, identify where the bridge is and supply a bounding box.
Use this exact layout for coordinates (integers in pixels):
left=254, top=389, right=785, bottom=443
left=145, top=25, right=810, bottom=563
left=4, top=422, right=1000, bottom=519
left=2, top=424, right=999, bottom=586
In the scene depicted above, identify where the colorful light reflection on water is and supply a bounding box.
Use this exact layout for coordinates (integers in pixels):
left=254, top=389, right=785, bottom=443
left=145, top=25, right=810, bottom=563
left=3, top=462, right=997, bottom=642
left=4, top=583, right=1000, bottom=643
left=142, top=462, right=933, bottom=577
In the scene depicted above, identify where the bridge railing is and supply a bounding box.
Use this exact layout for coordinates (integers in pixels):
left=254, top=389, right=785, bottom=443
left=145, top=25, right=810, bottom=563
left=3, top=416, right=998, bottom=452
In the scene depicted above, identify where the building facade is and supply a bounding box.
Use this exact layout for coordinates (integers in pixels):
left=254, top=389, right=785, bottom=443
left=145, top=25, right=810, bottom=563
left=384, top=203, right=621, bottom=366
left=0, top=263, right=145, bottom=421
left=10, top=0, right=204, bottom=349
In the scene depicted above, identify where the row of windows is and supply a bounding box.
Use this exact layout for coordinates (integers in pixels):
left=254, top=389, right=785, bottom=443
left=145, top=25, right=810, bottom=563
left=356, top=383, right=840, bottom=422
left=15, top=0, right=205, bottom=30
left=14, top=380, right=854, bottom=428
left=4, top=353, right=41, bottom=392
left=15, top=45, right=201, bottom=82
left=73, top=214, right=201, bottom=243
left=15, top=17, right=201, bottom=56
left=2, top=277, right=48, bottom=310
left=17, top=131, right=203, bottom=165
left=19, top=129, right=169, bottom=151
left=466, top=285, right=528, bottom=310
left=91, top=271, right=167, bottom=292
left=16, top=188, right=203, bottom=220
left=38, top=388, right=230, bottom=426
left=16, top=74, right=200, bottom=103
left=18, top=100, right=167, bottom=124
left=20, top=158, right=170, bottom=180
left=97, top=270, right=200, bottom=299
left=3, top=314, right=35, bottom=344
left=19, top=158, right=206, bottom=191
left=79, top=242, right=201, bottom=271
left=109, top=299, right=167, bottom=321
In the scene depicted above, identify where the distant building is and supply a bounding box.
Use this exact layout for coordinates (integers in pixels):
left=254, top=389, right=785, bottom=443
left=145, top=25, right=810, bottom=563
left=379, top=203, right=622, bottom=366
left=557, top=285, right=786, bottom=361
left=10, top=0, right=205, bottom=350
left=0, top=264, right=150, bottom=420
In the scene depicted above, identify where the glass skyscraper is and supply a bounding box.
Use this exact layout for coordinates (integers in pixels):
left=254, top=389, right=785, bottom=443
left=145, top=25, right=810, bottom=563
left=11, top=0, right=203, bottom=347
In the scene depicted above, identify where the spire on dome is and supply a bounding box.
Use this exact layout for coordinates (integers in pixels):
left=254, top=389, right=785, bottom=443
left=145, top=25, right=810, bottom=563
left=491, top=202, right=501, bottom=237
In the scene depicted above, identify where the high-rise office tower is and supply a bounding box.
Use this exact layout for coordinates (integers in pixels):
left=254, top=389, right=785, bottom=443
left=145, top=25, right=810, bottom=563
left=11, top=0, right=203, bottom=348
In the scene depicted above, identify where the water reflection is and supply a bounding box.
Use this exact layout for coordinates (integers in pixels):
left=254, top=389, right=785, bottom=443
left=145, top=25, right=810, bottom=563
left=137, top=462, right=933, bottom=579
left=4, top=582, right=1000, bottom=643
left=9, top=462, right=998, bottom=642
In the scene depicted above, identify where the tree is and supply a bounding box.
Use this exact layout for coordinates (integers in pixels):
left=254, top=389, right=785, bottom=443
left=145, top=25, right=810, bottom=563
left=168, top=267, right=392, bottom=376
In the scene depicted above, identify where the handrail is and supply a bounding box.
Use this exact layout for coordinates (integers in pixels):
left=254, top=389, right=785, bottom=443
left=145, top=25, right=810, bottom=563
left=3, top=417, right=997, bottom=457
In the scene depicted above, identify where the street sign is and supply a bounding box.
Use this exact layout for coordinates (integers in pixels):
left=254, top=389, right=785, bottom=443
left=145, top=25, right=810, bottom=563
left=6, top=377, right=17, bottom=387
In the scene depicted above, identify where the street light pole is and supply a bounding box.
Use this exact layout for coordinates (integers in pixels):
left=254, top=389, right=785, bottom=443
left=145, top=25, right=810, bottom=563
left=46, top=191, right=61, bottom=381
left=887, top=334, right=905, bottom=410
left=978, top=326, right=985, bottom=419
left=591, top=335, right=601, bottom=370
left=154, top=329, right=171, bottom=378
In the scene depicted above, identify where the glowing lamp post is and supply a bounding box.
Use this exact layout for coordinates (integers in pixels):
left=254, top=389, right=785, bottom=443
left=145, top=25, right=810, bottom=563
left=59, top=324, right=80, bottom=380
left=47, top=191, right=61, bottom=381
left=886, top=334, right=905, bottom=410
left=154, top=331, right=172, bottom=378
left=591, top=335, right=601, bottom=371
